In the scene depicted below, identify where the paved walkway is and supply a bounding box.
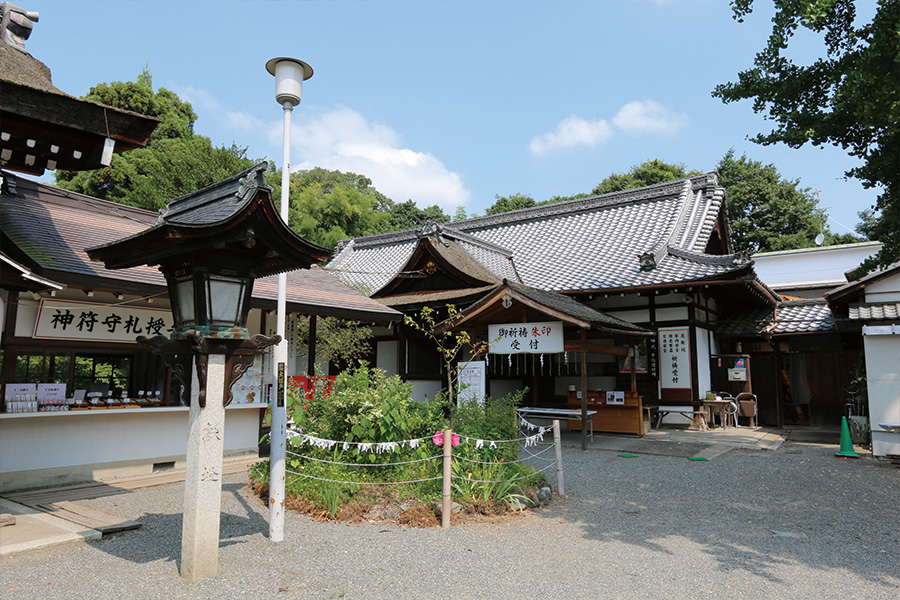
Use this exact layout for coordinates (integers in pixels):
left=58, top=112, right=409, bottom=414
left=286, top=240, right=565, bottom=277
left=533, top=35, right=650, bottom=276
left=1, top=429, right=896, bottom=599
left=0, top=425, right=850, bottom=560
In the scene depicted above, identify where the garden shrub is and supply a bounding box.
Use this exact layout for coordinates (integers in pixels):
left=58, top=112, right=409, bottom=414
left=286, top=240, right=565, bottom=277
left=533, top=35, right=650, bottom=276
left=253, top=364, right=542, bottom=517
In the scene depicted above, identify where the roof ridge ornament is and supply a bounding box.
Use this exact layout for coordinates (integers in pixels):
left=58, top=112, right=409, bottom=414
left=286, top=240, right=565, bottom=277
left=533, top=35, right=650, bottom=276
left=0, top=2, right=39, bottom=53
left=236, top=163, right=268, bottom=199
left=417, top=221, right=448, bottom=246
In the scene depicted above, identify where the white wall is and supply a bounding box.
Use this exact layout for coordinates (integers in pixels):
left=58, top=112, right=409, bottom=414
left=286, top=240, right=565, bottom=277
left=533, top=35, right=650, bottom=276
left=376, top=340, right=399, bottom=376
left=752, top=242, right=882, bottom=289
left=0, top=405, right=262, bottom=491
left=863, top=327, right=900, bottom=457
left=865, top=277, right=900, bottom=303
left=411, top=380, right=443, bottom=403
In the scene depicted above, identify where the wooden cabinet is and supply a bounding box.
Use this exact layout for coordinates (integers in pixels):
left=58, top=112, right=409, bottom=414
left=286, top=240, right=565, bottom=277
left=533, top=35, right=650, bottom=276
left=566, top=390, right=646, bottom=436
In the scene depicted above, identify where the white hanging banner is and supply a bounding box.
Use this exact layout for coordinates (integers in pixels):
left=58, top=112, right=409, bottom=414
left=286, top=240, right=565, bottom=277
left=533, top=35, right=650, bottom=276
left=33, top=299, right=174, bottom=343
left=658, top=326, right=691, bottom=389
left=488, top=321, right=564, bottom=354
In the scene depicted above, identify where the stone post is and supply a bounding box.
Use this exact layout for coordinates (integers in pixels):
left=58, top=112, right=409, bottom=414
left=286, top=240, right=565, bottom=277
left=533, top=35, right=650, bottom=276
left=181, top=353, right=226, bottom=582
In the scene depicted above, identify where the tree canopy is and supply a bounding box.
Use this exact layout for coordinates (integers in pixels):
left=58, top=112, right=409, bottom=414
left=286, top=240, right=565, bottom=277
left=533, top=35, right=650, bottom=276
left=713, top=0, right=899, bottom=270
left=387, top=200, right=451, bottom=232
left=717, top=150, right=858, bottom=253
left=54, top=69, right=256, bottom=211
left=592, top=159, right=701, bottom=195
left=485, top=193, right=537, bottom=215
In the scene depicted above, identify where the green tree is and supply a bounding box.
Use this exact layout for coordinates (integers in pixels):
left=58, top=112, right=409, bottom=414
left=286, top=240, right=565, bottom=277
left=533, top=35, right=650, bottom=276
left=54, top=69, right=255, bottom=211
left=485, top=193, right=537, bottom=215
left=387, top=200, right=450, bottom=231
left=713, top=0, right=899, bottom=271
left=717, top=150, right=859, bottom=253
left=592, top=159, right=702, bottom=195
left=286, top=169, right=395, bottom=249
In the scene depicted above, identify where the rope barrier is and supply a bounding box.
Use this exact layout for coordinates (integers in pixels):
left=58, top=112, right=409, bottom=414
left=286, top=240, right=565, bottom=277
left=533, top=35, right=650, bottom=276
left=286, top=449, right=442, bottom=467
left=454, top=441, right=557, bottom=465
left=285, top=468, right=443, bottom=486
left=451, top=461, right=556, bottom=484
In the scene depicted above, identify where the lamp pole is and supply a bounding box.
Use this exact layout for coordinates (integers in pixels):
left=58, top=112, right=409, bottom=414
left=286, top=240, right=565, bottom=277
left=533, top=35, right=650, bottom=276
left=265, top=57, right=313, bottom=542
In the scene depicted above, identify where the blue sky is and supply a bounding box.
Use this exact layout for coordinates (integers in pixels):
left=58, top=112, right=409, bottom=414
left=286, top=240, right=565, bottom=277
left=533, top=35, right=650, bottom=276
left=26, top=0, right=880, bottom=234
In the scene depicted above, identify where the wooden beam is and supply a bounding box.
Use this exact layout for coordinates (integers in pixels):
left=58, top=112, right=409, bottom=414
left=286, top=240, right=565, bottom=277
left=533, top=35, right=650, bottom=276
left=564, top=342, right=628, bottom=356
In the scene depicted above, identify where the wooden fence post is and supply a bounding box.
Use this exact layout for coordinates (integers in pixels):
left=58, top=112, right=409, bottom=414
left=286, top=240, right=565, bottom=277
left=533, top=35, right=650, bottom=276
left=553, top=420, right=565, bottom=497
left=442, top=428, right=452, bottom=529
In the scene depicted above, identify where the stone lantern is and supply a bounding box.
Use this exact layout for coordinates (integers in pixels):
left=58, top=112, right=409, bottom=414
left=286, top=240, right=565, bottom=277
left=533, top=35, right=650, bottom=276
left=87, top=162, right=328, bottom=580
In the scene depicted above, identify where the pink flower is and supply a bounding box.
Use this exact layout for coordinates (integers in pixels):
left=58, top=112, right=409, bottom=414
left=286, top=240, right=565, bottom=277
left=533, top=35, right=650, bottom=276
left=433, top=431, right=460, bottom=447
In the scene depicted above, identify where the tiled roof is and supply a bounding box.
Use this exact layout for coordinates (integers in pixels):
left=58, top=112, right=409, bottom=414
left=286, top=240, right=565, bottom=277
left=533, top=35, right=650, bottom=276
left=0, top=171, right=401, bottom=322
left=774, top=301, right=837, bottom=334
left=159, top=162, right=270, bottom=225
left=849, top=302, right=900, bottom=321
left=330, top=174, right=750, bottom=295
left=719, top=300, right=840, bottom=336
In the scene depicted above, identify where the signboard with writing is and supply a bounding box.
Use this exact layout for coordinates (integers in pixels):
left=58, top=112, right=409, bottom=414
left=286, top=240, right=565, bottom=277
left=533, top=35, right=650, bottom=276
left=36, top=383, right=66, bottom=401
left=5, top=383, right=36, bottom=401
left=33, top=299, right=173, bottom=344
left=457, top=361, right=486, bottom=405
left=658, top=326, right=691, bottom=389
left=488, top=321, right=563, bottom=354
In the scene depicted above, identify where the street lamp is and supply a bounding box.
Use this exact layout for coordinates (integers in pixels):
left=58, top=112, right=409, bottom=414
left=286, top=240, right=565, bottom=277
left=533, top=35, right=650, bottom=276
left=265, top=56, right=312, bottom=543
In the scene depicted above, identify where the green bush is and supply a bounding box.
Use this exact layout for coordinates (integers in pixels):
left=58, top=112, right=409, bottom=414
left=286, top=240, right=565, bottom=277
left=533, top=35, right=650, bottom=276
left=252, top=365, right=541, bottom=515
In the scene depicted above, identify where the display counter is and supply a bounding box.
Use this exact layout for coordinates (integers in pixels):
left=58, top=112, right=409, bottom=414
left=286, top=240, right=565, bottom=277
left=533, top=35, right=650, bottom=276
left=0, top=403, right=266, bottom=493
left=565, top=390, right=647, bottom=436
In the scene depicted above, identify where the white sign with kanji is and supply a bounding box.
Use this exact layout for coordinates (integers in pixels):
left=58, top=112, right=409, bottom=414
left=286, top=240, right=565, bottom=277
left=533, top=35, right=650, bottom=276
left=658, top=326, right=691, bottom=389
left=33, top=299, right=174, bottom=343
left=488, top=321, right=564, bottom=354
left=457, top=361, right=486, bottom=405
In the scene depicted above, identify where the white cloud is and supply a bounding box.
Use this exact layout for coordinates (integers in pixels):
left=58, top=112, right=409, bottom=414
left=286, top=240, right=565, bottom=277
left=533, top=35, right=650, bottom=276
left=612, top=100, right=688, bottom=135
left=285, top=107, right=469, bottom=210
left=529, top=100, right=688, bottom=156
left=528, top=116, right=614, bottom=156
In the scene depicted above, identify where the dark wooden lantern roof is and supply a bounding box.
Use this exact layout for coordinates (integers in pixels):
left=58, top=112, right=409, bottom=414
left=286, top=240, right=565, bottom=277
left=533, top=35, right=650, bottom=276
left=0, top=42, right=159, bottom=176
left=86, top=162, right=330, bottom=276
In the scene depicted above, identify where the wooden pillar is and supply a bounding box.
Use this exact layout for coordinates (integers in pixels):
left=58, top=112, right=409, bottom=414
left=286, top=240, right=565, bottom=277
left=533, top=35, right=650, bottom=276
left=773, top=339, right=784, bottom=429
left=307, top=315, right=317, bottom=375
left=580, top=328, right=588, bottom=451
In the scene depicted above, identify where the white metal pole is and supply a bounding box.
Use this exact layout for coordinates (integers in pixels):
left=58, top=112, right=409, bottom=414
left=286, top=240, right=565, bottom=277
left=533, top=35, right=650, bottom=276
left=269, top=101, right=293, bottom=542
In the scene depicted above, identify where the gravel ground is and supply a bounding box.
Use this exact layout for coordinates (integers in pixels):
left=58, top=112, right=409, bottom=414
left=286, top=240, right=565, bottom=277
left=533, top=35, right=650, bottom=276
left=2, top=441, right=898, bottom=600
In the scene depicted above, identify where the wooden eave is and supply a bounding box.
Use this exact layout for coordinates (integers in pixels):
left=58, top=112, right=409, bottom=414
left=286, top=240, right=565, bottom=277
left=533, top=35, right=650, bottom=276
left=372, top=236, right=500, bottom=299
left=0, top=82, right=159, bottom=176
left=435, top=283, right=650, bottom=341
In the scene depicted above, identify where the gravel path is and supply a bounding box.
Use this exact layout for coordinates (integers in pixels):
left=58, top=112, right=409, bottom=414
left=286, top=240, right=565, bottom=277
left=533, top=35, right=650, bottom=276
left=2, top=441, right=898, bottom=600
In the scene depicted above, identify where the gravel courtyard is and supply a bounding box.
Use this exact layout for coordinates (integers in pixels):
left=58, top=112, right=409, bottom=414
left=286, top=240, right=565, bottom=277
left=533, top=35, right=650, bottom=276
left=2, top=439, right=898, bottom=600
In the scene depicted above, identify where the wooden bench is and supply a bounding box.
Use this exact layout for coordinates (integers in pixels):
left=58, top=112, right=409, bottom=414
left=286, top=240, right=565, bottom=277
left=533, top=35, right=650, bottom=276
left=653, top=405, right=708, bottom=430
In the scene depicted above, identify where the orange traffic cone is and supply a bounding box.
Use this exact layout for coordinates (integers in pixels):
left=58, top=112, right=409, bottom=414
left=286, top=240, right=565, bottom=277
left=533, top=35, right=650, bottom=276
left=835, top=416, right=860, bottom=458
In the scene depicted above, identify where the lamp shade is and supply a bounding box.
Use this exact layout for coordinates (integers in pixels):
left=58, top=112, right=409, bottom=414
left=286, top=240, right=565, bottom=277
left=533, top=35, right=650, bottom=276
left=166, top=268, right=253, bottom=339
left=265, top=57, right=313, bottom=107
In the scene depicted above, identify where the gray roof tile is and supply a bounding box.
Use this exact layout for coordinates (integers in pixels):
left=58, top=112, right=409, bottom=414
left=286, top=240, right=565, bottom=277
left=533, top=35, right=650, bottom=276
left=329, top=174, right=747, bottom=295
left=719, top=300, right=839, bottom=336
left=849, top=302, right=900, bottom=320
